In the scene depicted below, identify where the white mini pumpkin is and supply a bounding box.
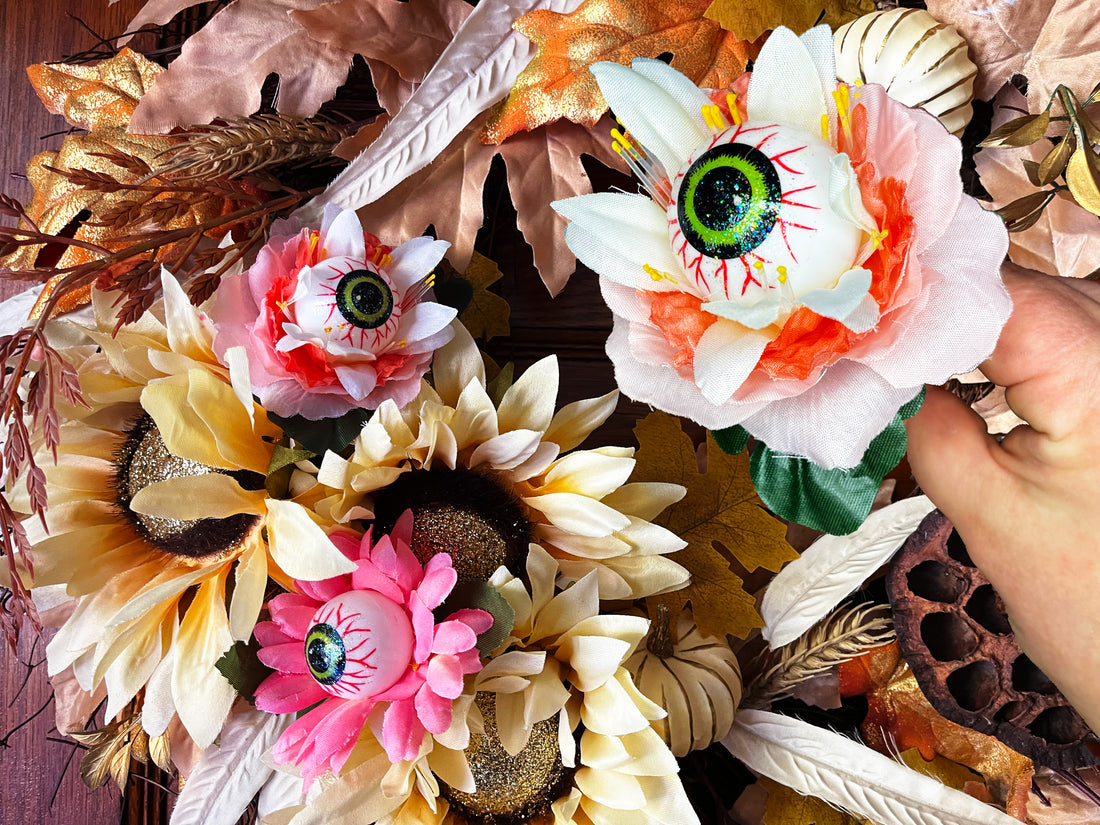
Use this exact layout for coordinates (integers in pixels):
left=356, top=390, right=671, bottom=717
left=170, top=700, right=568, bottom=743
left=834, top=8, right=978, bottom=135
left=626, top=605, right=742, bottom=757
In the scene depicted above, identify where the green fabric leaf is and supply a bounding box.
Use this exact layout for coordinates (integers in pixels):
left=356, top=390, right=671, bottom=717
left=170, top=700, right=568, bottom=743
left=713, top=424, right=750, bottom=455
left=486, top=361, right=515, bottom=407
left=215, top=638, right=273, bottom=705
left=749, top=389, right=925, bottom=536
left=437, top=580, right=516, bottom=657
left=268, top=408, right=370, bottom=455
left=267, top=444, right=317, bottom=475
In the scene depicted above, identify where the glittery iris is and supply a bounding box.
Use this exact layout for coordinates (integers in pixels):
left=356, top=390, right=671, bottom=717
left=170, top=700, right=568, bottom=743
left=678, top=143, right=781, bottom=259
left=335, top=269, right=393, bottom=330
left=305, top=622, right=347, bottom=686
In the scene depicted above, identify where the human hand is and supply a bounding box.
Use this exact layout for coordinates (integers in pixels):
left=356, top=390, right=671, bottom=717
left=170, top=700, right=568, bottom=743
left=906, top=261, right=1100, bottom=735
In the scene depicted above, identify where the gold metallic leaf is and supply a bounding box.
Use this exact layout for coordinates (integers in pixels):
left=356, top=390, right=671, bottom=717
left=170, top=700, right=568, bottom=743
left=1066, top=145, right=1100, bottom=215
left=633, top=412, right=797, bottom=639
left=980, top=111, right=1051, bottom=148
left=704, top=0, right=876, bottom=43
left=149, top=731, right=173, bottom=772
left=996, top=190, right=1055, bottom=232
left=1037, top=135, right=1076, bottom=184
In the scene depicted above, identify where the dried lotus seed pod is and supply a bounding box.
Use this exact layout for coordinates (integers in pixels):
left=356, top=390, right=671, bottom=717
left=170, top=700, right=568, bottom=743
left=834, top=8, right=977, bottom=135
left=886, top=509, right=1097, bottom=770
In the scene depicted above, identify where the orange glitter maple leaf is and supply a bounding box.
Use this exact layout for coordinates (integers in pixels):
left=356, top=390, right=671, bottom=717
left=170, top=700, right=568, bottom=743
left=480, top=0, right=762, bottom=144
left=838, top=642, right=1034, bottom=821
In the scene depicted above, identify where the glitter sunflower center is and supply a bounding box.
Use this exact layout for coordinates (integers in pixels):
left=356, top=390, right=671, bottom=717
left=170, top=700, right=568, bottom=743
left=371, top=468, right=532, bottom=584
left=113, top=413, right=263, bottom=559
left=441, top=692, right=577, bottom=825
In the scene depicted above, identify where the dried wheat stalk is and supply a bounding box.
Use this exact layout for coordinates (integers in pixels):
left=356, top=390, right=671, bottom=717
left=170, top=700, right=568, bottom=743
left=154, top=114, right=346, bottom=180
left=744, top=602, right=895, bottom=708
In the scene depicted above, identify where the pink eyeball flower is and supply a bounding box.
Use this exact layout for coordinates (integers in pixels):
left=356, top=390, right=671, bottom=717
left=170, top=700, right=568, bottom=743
left=253, top=512, right=491, bottom=782
left=211, top=207, right=458, bottom=420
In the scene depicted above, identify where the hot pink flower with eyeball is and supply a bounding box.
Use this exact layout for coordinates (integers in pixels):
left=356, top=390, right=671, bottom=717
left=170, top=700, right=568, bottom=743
left=253, top=512, right=491, bottom=782
left=211, top=206, right=458, bottom=420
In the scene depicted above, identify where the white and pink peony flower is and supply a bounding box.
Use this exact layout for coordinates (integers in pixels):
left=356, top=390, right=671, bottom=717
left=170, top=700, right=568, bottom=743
left=211, top=207, right=457, bottom=420
left=553, top=27, right=1011, bottom=469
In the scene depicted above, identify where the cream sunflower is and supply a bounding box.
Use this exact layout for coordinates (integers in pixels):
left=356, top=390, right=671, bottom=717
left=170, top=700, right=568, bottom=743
left=315, top=323, right=689, bottom=601
left=11, top=272, right=355, bottom=748
left=270, top=545, right=697, bottom=825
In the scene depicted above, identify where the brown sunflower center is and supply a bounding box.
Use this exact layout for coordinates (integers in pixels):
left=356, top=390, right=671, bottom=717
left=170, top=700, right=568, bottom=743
left=114, top=413, right=263, bottom=559
left=371, top=468, right=532, bottom=584
left=441, top=692, right=577, bottom=825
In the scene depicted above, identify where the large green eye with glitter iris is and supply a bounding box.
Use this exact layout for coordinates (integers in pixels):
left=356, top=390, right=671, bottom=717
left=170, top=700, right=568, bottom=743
left=677, top=143, right=781, bottom=260
left=335, top=269, right=394, bottom=330
left=305, top=622, right=346, bottom=686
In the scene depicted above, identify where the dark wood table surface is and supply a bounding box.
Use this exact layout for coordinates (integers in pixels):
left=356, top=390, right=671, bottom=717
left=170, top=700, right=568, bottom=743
left=0, top=2, right=646, bottom=823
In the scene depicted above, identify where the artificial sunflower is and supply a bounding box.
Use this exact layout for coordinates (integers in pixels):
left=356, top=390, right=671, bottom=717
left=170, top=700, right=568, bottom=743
left=315, top=323, right=690, bottom=602
left=271, top=545, right=696, bottom=825
left=12, top=272, right=355, bottom=747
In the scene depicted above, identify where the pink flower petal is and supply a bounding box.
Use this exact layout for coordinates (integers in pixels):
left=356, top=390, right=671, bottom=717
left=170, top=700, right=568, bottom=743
left=445, top=608, right=494, bottom=635
left=426, top=654, right=466, bottom=699
left=352, top=558, right=404, bottom=603
left=410, top=593, right=435, bottom=664
left=255, top=672, right=328, bottom=714
left=417, top=556, right=457, bottom=610
left=254, top=620, right=296, bottom=647
left=257, top=641, right=308, bottom=674
left=272, top=604, right=319, bottom=637
left=415, top=684, right=454, bottom=735
left=431, top=620, right=477, bottom=655
left=381, top=698, right=424, bottom=762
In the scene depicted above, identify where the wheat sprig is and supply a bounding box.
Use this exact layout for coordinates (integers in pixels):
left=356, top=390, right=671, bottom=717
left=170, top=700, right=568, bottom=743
left=154, top=114, right=346, bottom=181
left=744, top=602, right=895, bottom=708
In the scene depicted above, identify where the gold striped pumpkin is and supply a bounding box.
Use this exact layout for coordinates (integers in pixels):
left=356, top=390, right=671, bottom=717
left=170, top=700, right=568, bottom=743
left=834, top=8, right=978, bottom=135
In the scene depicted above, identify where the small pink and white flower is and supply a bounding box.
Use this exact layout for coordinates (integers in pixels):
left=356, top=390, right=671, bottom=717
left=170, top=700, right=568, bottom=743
left=211, top=207, right=457, bottom=420
left=253, top=512, right=491, bottom=781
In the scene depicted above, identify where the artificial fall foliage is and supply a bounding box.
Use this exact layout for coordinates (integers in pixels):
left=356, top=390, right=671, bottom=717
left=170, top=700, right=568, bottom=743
left=480, top=0, right=761, bottom=143
left=756, top=776, right=873, bottom=825
left=631, top=411, right=797, bottom=638
left=127, top=0, right=354, bottom=133
left=838, top=641, right=1035, bottom=820
left=435, top=251, right=512, bottom=341
left=702, top=0, right=875, bottom=44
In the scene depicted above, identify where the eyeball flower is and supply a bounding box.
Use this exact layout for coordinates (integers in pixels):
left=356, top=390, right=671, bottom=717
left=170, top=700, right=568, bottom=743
left=553, top=27, right=1011, bottom=469
left=211, top=207, right=457, bottom=420
left=253, top=512, right=491, bottom=783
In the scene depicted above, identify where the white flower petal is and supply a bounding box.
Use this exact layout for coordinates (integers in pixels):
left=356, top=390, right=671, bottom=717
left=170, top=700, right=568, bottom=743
left=497, top=355, right=559, bottom=434
left=590, top=60, right=706, bottom=179
left=523, top=492, right=632, bottom=538
left=544, top=389, right=618, bottom=453
left=628, top=57, right=711, bottom=134
left=829, top=153, right=876, bottom=232
left=387, top=236, right=451, bottom=292
left=702, top=297, right=783, bottom=330
left=319, top=206, right=366, bottom=260
left=554, top=193, right=685, bottom=293
left=543, top=450, right=636, bottom=499
left=395, top=301, right=458, bottom=344
left=799, top=268, right=873, bottom=323
left=430, top=322, right=484, bottom=405
left=468, top=428, right=544, bottom=470
left=747, top=27, right=827, bottom=136
left=264, top=499, right=357, bottom=580
left=693, top=323, right=772, bottom=405
left=335, top=363, right=379, bottom=400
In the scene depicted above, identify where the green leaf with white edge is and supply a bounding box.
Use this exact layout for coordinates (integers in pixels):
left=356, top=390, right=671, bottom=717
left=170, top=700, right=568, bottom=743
left=749, top=389, right=924, bottom=536
left=267, top=408, right=370, bottom=455
left=214, top=639, right=273, bottom=705
left=437, top=580, right=516, bottom=657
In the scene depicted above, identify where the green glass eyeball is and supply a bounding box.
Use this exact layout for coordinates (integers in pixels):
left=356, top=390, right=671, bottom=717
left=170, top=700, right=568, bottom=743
left=335, top=269, right=394, bottom=330
left=305, top=622, right=346, bottom=686
left=677, top=142, right=781, bottom=260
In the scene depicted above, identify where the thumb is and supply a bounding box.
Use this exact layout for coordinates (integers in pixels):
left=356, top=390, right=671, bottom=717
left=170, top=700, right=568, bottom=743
left=904, top=386, right=1011, bottom=534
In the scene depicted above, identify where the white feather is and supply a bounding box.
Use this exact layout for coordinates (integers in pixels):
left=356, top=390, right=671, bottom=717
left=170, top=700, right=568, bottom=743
left=299, top=0, right=584, bottom=222
left=761, top=496, right=935, bottom=648
left=170, top=707, right=292, bottom=825
left=722, top=710, right=1020, bottom=825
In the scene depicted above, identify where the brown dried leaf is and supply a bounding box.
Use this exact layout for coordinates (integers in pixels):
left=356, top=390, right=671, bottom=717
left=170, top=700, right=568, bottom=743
left=128, top=0, right=355, bottom=133
left=925, top=0, right=1100, bottom=111
left=632, top=412, right=797, bottom=639
left=437, top=252, right=511, bottom=341
left=975, top=87, right=1100, bottom=279
left=1028, top=767, right=1100, bottom=825
left=481, top=0, right=760, bottom=143
left=704, top=0, right=876, bottom=44
left=356, top=113, right=626, bottom=295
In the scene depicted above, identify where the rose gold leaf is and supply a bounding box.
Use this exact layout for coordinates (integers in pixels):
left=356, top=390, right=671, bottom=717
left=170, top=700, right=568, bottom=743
left=129, top=0, right=355, bottom=133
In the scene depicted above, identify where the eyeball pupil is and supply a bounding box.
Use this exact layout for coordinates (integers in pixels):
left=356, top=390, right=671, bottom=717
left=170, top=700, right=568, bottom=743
left=678, top=142, right=781, bottom=260
left=336, top=269, right=393, bottom=330
left=305, top=622, right=346, bottom=686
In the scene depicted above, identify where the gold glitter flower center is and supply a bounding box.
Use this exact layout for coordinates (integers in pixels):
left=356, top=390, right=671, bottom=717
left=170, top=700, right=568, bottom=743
left=113, top=413, right=262, bottom=559
left=441, top=691, right=576, bottom=825
left=372, top=468, right=532, bottom=584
